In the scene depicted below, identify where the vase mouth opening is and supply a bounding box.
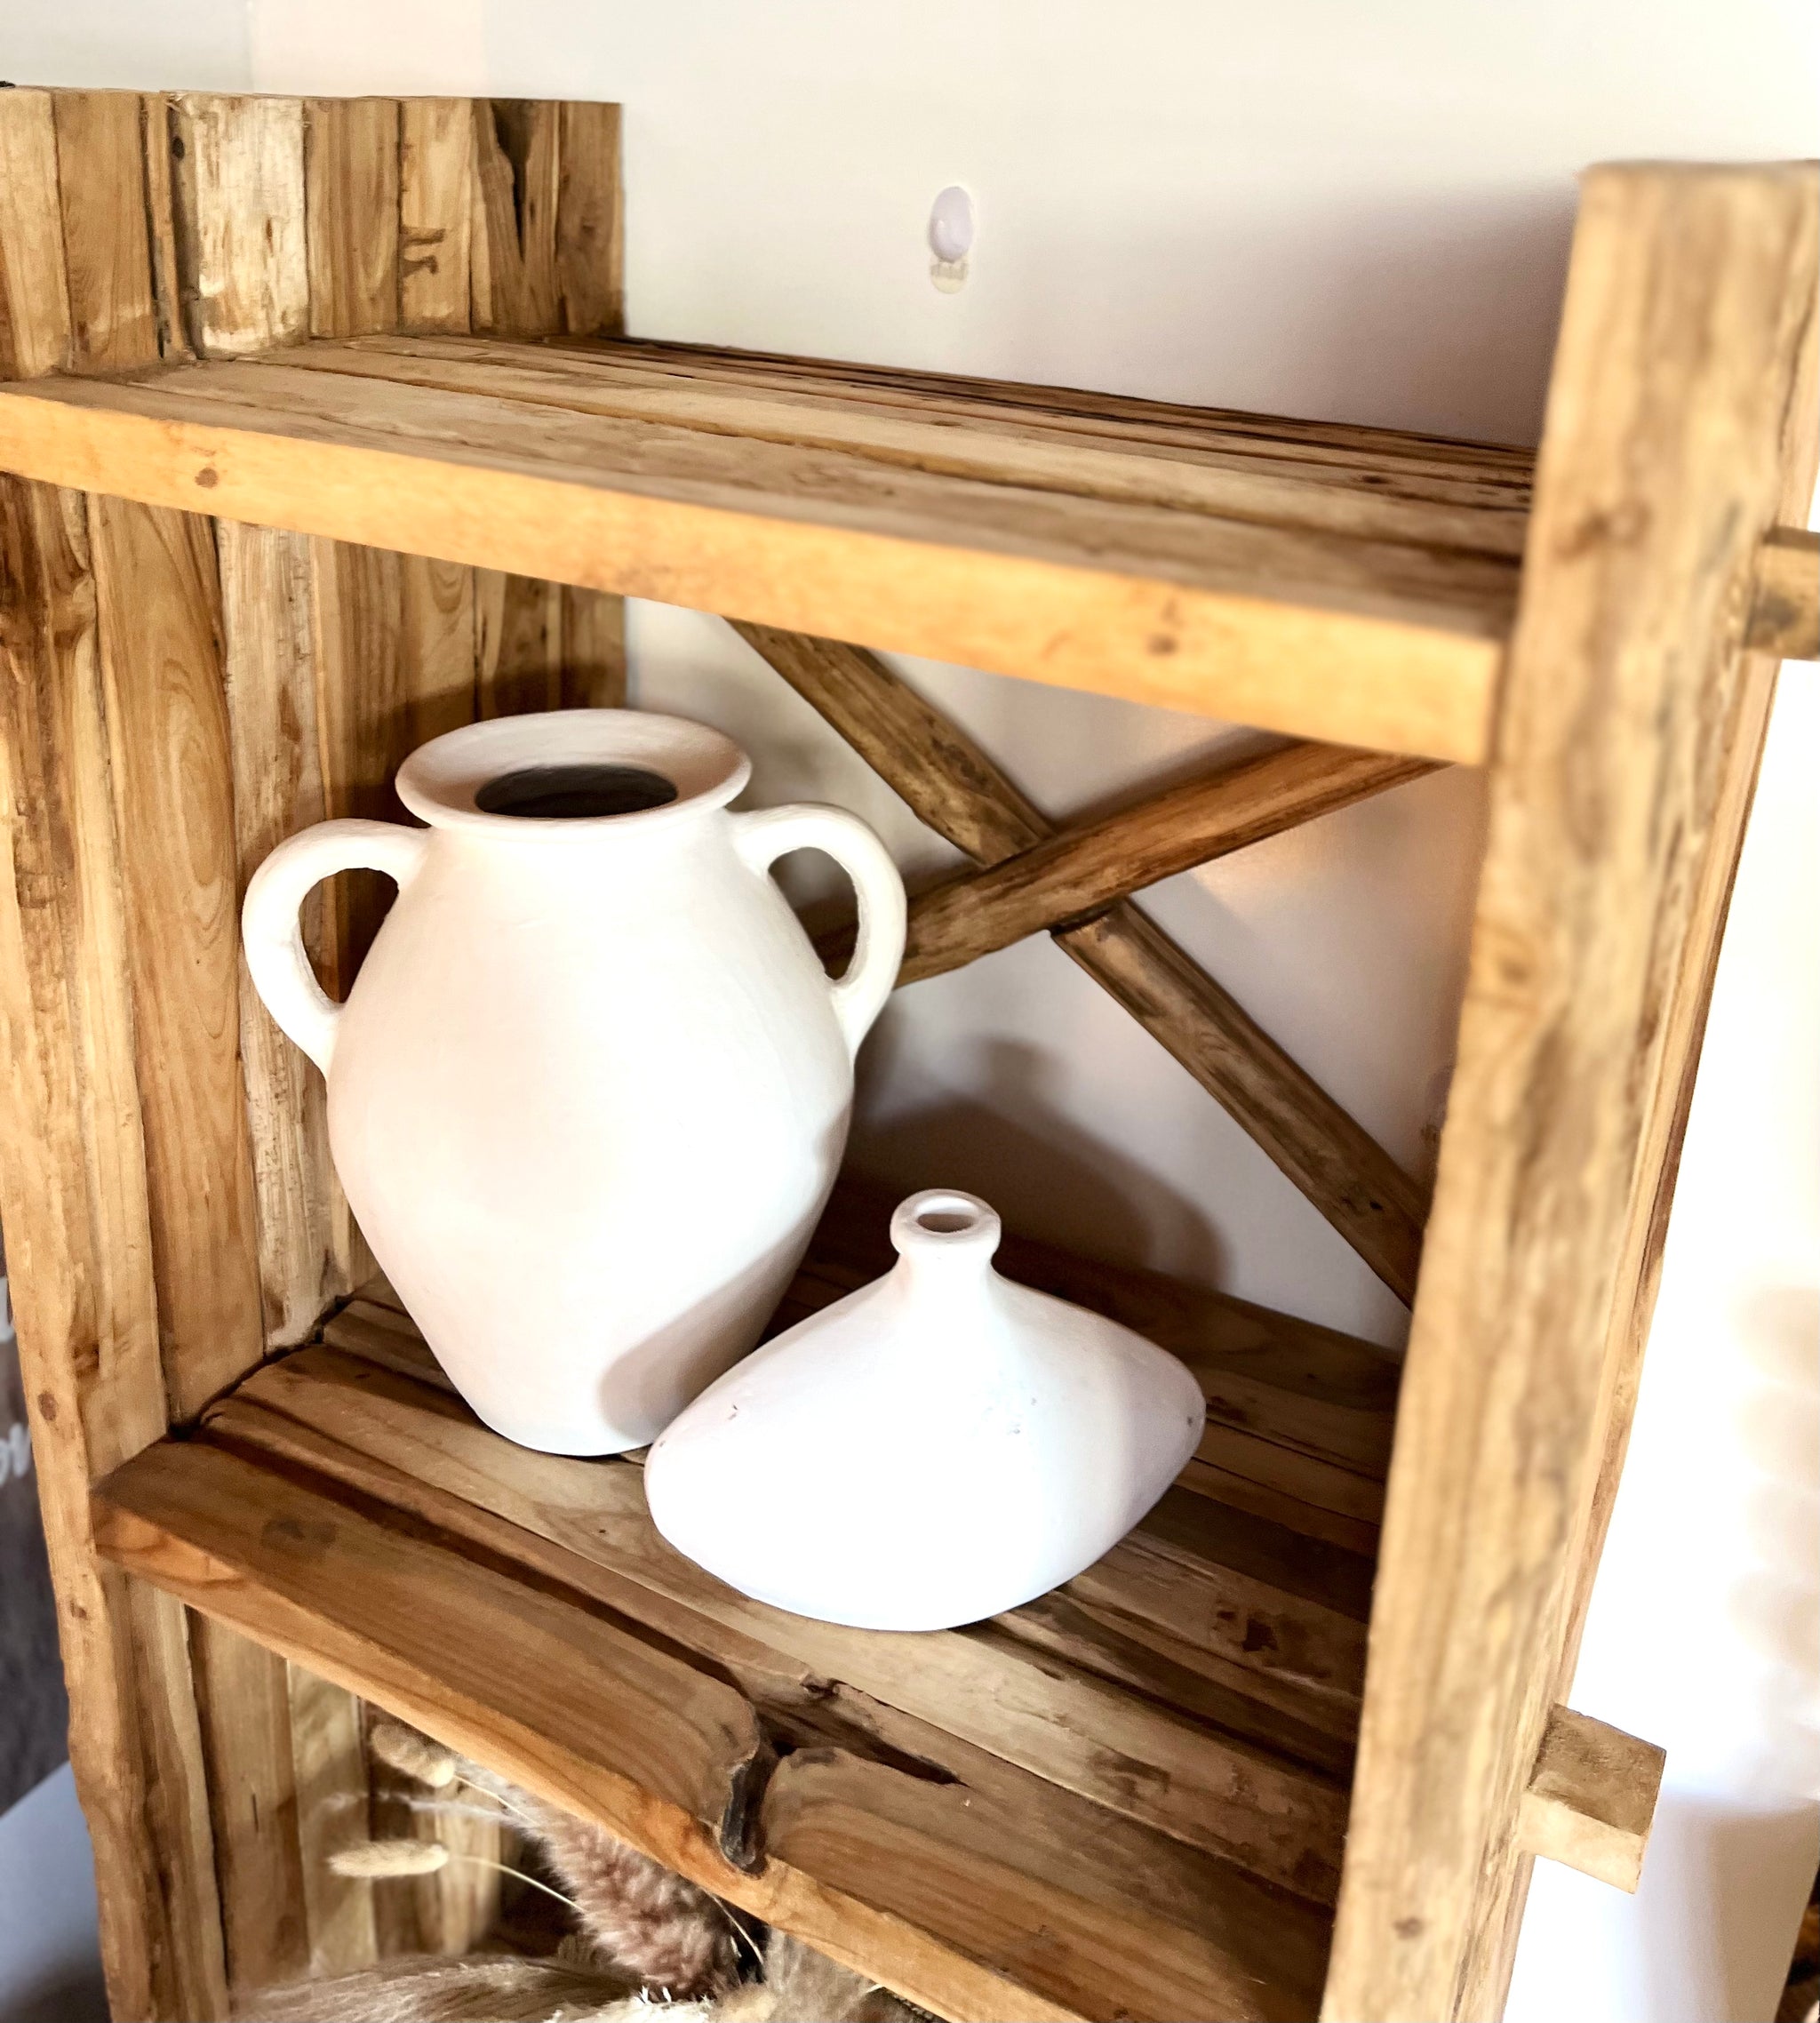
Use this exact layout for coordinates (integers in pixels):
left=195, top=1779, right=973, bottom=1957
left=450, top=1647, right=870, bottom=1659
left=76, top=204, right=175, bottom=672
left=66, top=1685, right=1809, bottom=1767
left=890, top=1188, right=1002, bottom=1262
left=396, top=710, right=751, bottom=835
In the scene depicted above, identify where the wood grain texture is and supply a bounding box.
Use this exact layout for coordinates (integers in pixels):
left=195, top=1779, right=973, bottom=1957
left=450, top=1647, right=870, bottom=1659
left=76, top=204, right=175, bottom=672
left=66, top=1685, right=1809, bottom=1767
left=219, top=521, right=341, bottom=1346
left=1323, top=162, right=1820, bottom=2023
left=141, top=93, right=195, bottom=367
left=307, top=542, right=411, bottom=978
left=90, top=495, right=267, bottom=1421
left=295, top=328, right=1530, bottom=556
left=736, top=621, right=1428, bottom=1299
left=898, top=742, right=1437, bottom=983
left=399, top=100, right=474, bottom=335
left=93, top=1443, right=1322, bottom=2023
left=188, top=1612, right=310, bottom=1985
left=305, top=98, right=401, bottom=339
left=731, top=620, right=1049, bottom=857
left=1501, top=176, right=1820, bottom=2020
left=1515, top=1707, right=1664, bottom=1892
left=555, top=100, right=625, bottom=337
left=0, top=476, right=229, bottom=2020
left=470, top=101, right=560, bottom=336
left=287, top=1666, right=379, bottom=1975
left=0, top=335, right=1519, bottom=759
left=475, top=568, right=561, bottom=716
left=1747, top=524, right=1819, bottom=659
left=4, top=92, right=629, bottom=2017
left=214, top=1343, right=1355, bottom=1900
left=169, top=95, right=308, bottom=356
left=97, top=1364, right=1338, bottom=2020
left=560, top=583, right=628, bottom=706
left=0, top=89, right=71, bottom=380
left=762, top=1746, right=1330, bottom=2023
left=92, top=1439, right=773, bottom=1867
left=51, top=92, right=161, bottom=373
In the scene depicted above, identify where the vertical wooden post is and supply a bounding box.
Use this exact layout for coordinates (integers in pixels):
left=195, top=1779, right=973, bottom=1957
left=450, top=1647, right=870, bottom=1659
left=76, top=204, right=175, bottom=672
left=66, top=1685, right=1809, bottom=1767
left=1323, top=162, right=1819, bottom=2022
left=3, top=87, right=627, bottom=2011
left=0, top=87, right=235, bottom=2021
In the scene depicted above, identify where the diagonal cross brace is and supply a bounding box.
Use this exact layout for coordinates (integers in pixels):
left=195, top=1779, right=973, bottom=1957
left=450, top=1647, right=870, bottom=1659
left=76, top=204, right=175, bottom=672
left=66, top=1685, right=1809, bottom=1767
left=730, top=620, right=1433, bottom=1305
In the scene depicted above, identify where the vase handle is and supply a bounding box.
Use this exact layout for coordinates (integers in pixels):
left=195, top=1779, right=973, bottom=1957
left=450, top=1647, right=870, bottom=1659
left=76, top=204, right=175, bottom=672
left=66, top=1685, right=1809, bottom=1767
left=733, top=804, right=906, bottom=1057
left=242, top=820, right=432, bottom=1075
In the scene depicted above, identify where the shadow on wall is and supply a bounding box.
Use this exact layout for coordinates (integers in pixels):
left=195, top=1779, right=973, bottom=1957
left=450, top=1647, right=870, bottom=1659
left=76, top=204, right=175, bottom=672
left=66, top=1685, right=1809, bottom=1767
left=848, top=1032, right=1228, bottom=1289
left=1640, top=1791, right=1819, bottom=2023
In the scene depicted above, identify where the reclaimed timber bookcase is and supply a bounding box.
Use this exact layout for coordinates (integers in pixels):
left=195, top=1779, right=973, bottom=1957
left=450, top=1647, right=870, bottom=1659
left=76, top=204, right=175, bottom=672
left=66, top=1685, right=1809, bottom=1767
left=0, top=85, right=1815, bottom=2023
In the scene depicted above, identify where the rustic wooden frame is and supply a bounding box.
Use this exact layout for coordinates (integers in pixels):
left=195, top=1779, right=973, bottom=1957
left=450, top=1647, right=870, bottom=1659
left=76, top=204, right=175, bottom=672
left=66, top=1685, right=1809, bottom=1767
left=1, top=86, right=1815, bottom=2023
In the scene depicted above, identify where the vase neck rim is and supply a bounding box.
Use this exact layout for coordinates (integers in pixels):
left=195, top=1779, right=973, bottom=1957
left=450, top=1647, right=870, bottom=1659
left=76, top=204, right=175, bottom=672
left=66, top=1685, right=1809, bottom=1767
left=890, top=1190, right=1002, bottom=1276
left=396, top=709, right=750, bottom=839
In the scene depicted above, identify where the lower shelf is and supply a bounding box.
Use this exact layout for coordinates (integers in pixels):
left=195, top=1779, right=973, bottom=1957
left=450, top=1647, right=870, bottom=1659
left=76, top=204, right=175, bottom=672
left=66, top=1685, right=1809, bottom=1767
left=91, top=1181, right=1397, bottom=2023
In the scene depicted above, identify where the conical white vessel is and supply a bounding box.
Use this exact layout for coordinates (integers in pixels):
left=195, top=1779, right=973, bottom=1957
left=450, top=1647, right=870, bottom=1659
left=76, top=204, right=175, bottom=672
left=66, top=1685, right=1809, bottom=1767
left=644, top=1189, right=1206, bottom=1631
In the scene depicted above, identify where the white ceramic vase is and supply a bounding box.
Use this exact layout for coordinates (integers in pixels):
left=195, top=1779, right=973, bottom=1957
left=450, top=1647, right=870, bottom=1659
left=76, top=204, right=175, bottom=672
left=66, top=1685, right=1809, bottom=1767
left=242, top=709, right=906, bottom=1457
left=644, top=1189, right=1207, bottom=1630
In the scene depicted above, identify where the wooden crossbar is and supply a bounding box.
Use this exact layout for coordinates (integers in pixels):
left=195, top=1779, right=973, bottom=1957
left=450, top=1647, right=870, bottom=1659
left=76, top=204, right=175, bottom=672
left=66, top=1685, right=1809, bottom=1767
left=898, top=742, right=1438, bottom=985
left=731, top=620, right=1432, bottom=1304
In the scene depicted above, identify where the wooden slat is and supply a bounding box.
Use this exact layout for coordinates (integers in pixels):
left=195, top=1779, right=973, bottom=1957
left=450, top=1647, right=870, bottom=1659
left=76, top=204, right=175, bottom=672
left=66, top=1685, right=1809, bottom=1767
left=1747, top=524, right=1819, bottom=660
left=142, top=93, right=194, bottom=366
left=51, top=92, right=161, bottom=374
left=1323, top=162, right=1820, bottom=2023
left=167, top=92, right=358, bottom=1998
left=305, top=98, right=401, bottom=340
left=219, top=522, right=342, bottom=1345
left=89, top=494, right=267, bottom=1420
left=736, top=621, right=1429, bottom=1299
left=560, top=583, right=628, bottom=706
left=208, top=1345, right=1355, bottom=1900
left=0, top=475, right=229, bottom=2020
left=290, top=328, right=1529, bottom=556
left=1515, top=1707, right=1664, bottom=1892
left=0, top=89, right=71, bottom=380
left=588, top=332, right=1534, bottom=506
left=470, top=100, right=560, bottom=336
left=169, top=95, right=308, bottom=357
left=398, top=99, right=474, bottom=335
left=761, top=1745, right=1331, bottom=2023
left=1497, top=185, right=1820, bottom=2015
left=188, top=1615, right=310, bottom=1985
left=554, top=101, right=625, bottom=337
left=287, top=1666, right=379, bottom=1975
left=897, top=742, right=1438, bottom=983
left=475, top=568, right=562, bottom=715
left=0, top=339, right=1518, bottom=761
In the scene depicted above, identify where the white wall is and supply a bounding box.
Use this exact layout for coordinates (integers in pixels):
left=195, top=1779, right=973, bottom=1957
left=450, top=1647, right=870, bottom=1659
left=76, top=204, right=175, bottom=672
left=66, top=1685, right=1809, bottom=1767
left=4, top=3, right=1816, bottom=2014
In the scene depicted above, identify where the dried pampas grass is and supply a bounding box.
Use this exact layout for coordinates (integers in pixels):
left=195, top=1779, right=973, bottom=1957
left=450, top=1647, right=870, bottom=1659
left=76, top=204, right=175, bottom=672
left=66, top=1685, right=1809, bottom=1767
left=235, top=1931, right=918, bottom=2023
left=329, top=1838, right=451, bottom=1878
left=283, top=1721, right=922, bottom=2022
left=234, top=1951, right=638, bottom=2023
left=368, top=1719, right=459, bottom=1788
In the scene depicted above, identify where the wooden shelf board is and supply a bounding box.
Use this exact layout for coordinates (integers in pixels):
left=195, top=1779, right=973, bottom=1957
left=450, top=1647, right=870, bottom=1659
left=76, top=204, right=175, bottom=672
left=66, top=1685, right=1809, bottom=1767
left=0, top=333, right=1530, bottom=761
left=91, top=1183, right=1394, bottom=2023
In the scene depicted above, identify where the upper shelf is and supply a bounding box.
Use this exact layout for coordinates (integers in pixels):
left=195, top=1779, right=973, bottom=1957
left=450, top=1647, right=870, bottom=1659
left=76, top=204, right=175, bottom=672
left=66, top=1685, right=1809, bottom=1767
left=0, top=333, right=1533, bottom=761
